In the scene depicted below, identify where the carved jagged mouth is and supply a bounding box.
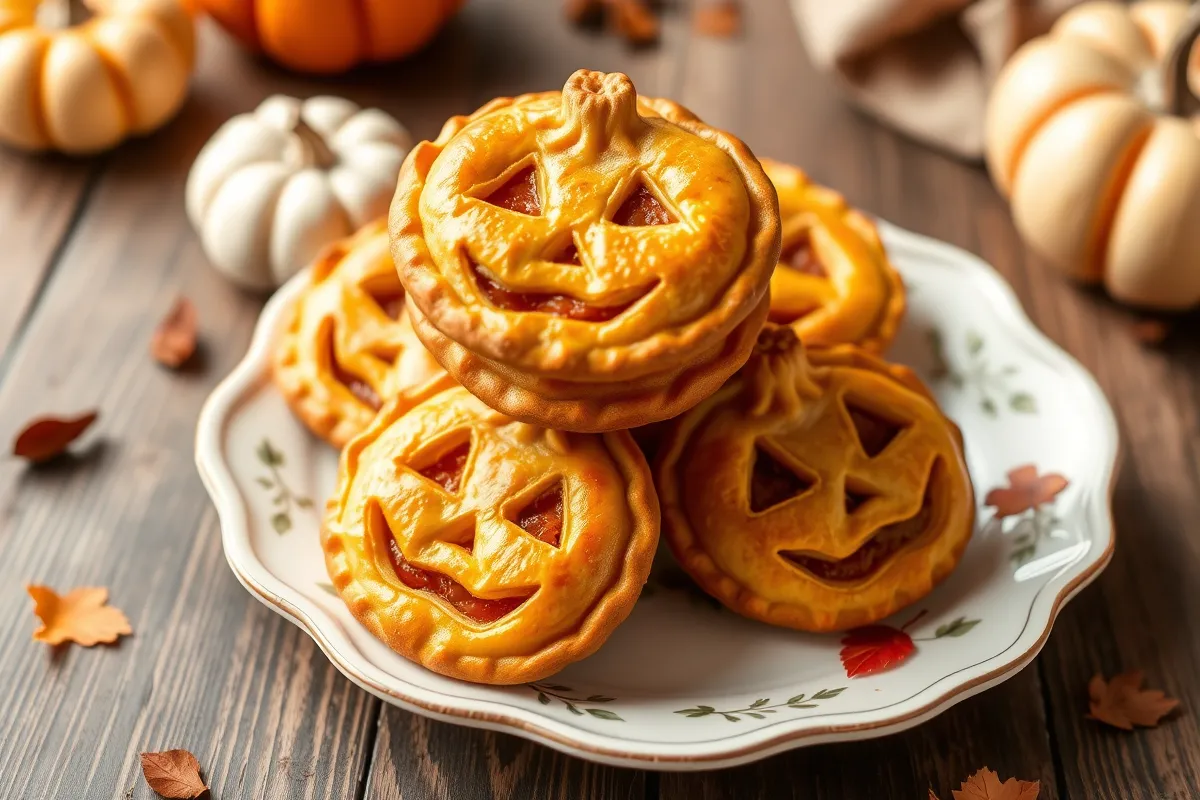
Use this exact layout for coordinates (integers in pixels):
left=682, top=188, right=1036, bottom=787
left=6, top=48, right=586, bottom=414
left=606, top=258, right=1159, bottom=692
left=470, top=260, right=654, bottom=322
left=371, top=504, right=534, bottom=624
left=779, top=465, right=939, bottom=583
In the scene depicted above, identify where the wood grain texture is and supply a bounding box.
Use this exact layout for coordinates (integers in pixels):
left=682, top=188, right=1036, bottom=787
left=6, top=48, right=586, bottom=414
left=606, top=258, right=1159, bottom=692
left=0, top=153, right=97, bottom=369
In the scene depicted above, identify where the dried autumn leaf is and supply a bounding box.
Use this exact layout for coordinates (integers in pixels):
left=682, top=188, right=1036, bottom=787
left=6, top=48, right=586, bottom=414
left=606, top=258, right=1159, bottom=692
left=610, top=0, right=658, bottom=45
left=13, top=411, right=99, bottom=463
left=839, top=623, right=915, bottom=678
left=984, top=465, right=1068, bottom=519
left=564, top=0, right=604, bottom=26
left=27, top=585, right=132, bottom=646
left=140, top=749, right=208, bottom=799
left=694, top=0, right=741, bottom=37
left=1087, top=670, right=1179, bottom=730
left=151, top=297, right=198, bottom=369
left=950, top=767, right=1039, bottom=799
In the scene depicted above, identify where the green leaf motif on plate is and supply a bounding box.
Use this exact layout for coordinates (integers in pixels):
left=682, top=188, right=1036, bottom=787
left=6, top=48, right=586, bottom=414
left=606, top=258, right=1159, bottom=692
left=254, top=437, right=313, bottom=536
left=674, top=688, right=846, bottom=722
left=527, top=683, right=623, bottom=721
left=934, top=617, right=981, bottom=638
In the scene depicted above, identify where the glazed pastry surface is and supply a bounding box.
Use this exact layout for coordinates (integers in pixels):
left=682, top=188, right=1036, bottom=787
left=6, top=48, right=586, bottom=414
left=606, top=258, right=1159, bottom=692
left=656, top=325, right=974, bottom=632
left=390, top=69, right=780, bottom=431
left=322, top=383, right=660, bottom=684
left=762, top=159, right=905, bottom=353
left=273, top=220, right=449, bottom=446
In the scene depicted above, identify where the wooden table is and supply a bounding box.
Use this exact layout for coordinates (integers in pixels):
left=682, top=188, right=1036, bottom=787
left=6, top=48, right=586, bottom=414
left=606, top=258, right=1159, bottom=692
left=1, top=2, right=1194, bottom=797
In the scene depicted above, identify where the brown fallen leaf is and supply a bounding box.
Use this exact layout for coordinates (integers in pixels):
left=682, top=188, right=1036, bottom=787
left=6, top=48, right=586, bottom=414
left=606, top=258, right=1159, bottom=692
left=27, top=585, right=132, bottom=646
left=151, top=297, right=198, bottom=369
left=694, top=0, right=741, bottom=37
left=13, top=411, right=99, bottom=463
left=140, top=749, right=208, bottom=799
left=1088, top=670, right=1179, bottom=730
left=610, top=0, right=658, bottom=45
left=564, top=0, right=604, bottom=26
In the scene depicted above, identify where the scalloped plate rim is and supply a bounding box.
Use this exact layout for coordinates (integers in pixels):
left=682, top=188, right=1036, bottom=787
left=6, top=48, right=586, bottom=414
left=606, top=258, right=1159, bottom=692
left=195, top=219, right=1117, bottom=770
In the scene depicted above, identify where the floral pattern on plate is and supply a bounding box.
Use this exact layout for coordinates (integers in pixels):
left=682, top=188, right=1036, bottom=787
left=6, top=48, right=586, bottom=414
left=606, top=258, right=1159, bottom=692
left=196, top=220, right=1117, bottom=770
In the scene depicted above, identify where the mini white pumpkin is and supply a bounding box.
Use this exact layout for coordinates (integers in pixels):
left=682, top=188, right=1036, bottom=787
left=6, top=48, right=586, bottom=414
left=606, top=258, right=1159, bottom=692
left=187, top=95, right=413, bottom=290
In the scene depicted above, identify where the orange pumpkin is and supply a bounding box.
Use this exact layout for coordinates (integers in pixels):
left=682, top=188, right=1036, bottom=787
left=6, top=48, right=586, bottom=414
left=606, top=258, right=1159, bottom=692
left=196, top=0, right=463, bottom=74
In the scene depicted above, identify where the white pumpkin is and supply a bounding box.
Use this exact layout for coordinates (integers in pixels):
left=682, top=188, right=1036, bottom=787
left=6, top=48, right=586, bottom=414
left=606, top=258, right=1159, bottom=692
left=986, top=0, right=1200, bottom=309
left=187, top=95, right=412, bottom=290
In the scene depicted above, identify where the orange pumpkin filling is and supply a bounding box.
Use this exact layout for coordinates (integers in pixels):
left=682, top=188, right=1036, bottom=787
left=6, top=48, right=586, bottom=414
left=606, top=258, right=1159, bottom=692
left=514, top=483, right=564, bottom=547
left=780, top=234, right=826, bottom=278
left=750, top=447, right=812, bottom=513
left=486, top=166, right=541, bottom=216
left=471, top=261, right=641, bottom=322
left=417, top=443, right=470, bottom=493
left=613, top=183, right=675, bottom=226
left=385, top=539, right=530, bottom=624
left=781, top=469, right=937, bottom=582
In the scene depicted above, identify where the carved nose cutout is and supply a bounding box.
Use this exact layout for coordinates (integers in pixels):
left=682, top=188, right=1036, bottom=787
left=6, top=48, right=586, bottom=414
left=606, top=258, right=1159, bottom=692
left=846, top=403, right=906, bottom=457
left=371, top=290, right=405, bottom=320
left=780, top=233, right=826, bottom=278
left=750, top=445, right=815, bottom=513
left=551, top=241, right=582, bottom=266
left=326, top=327, right=381, bottom=411
left=485, top=166, right=541, bottom=216
left=512, top=481, right=565, bottom=547
left=416, top=441, right=471, bottom=494
left=844, top=480, right=877, bottom=514
left=613, top=181, right=675, bottom=226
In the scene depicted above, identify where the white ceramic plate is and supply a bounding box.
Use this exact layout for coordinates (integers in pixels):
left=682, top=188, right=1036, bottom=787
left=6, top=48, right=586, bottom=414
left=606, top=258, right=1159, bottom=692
left=195, top=221, right=1117, bottom=770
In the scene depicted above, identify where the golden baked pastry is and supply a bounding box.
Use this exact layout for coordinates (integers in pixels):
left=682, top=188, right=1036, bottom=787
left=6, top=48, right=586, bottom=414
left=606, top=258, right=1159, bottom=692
left=390, top=69, right=780, bottom=432
left=762, top=159, right=905, bottom=353
left=273, top=220, right=449, bottom=447
left=321, top=382, right=659, bottom=684
left=656, top=325, right=974, bottom=633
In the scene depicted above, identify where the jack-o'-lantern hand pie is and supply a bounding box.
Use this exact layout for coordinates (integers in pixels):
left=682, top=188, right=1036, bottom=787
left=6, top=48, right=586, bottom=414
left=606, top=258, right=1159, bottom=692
left=656, top=325, right=974, bottom=633
left=390, top=69, right=781, bottom=432
left=273, top=220, right=450, bottom=447
left=762, top=159, right=905, bottom=353
left=321, top=383, right=660, bottom=685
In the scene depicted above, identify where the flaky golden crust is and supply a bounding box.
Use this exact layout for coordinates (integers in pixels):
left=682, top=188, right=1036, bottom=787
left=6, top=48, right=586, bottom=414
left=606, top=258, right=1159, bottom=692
left=655, top=326, right=974, bottom=633
left=272, top=220, right=450, bottom=447
left=390, top=70, right=780, bottom=431
left=406, top=294, right=769, bottom=432
left=762, top=159, right=905, bottom=354
left=321, top=384, right=660, bottom=684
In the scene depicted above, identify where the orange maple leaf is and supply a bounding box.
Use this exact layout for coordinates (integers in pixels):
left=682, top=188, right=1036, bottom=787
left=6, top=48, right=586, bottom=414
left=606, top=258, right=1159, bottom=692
left=1087, top=670, right=1179, bottom=730
left=984, top=465, right=1068, bottom=518
left=945, top=767, right=1039, bottom=799
left=27, top=585, right=132, bottom=646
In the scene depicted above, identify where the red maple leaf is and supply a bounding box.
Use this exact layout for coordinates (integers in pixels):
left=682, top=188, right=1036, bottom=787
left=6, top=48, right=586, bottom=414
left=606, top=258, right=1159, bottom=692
left=984, top=465, right=1068, bottom=519
left=839, top=628, right=915, bottom=678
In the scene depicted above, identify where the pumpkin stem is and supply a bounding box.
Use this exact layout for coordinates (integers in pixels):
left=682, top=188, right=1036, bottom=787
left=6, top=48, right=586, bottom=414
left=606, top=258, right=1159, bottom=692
left=1163, top=3, right=1200, bottom=117
left=290, top=116, right=337, bottom=169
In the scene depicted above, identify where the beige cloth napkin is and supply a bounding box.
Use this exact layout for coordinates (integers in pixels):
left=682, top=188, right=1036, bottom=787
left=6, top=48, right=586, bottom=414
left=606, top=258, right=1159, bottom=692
left=792, top=0, right=1082, bottom=159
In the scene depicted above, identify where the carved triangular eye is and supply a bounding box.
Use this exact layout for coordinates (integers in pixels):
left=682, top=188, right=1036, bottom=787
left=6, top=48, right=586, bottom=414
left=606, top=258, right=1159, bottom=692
left=846, top=403, right=905, bottom=457
left=371, top=290, right=406, bottom=320
left=417, top=441, right=471, bottom=494
left=485, top=166, right=541, bottom=215
left=780, top=233, right=826, bottom=277
left=513, top=481, right=564, bottom=547
left=750, top=446, right=814, bottom=513
left=613, top=181, right=675, bottom=226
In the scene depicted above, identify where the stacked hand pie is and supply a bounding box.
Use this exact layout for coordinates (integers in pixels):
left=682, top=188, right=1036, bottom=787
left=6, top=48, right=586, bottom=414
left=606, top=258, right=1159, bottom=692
left=273, top=70, right=976, bottom=685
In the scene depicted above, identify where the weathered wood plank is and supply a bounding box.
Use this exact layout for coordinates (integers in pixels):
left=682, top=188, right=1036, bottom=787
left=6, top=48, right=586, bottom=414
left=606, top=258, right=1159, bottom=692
left=0, top=152, right=97, bottom=366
